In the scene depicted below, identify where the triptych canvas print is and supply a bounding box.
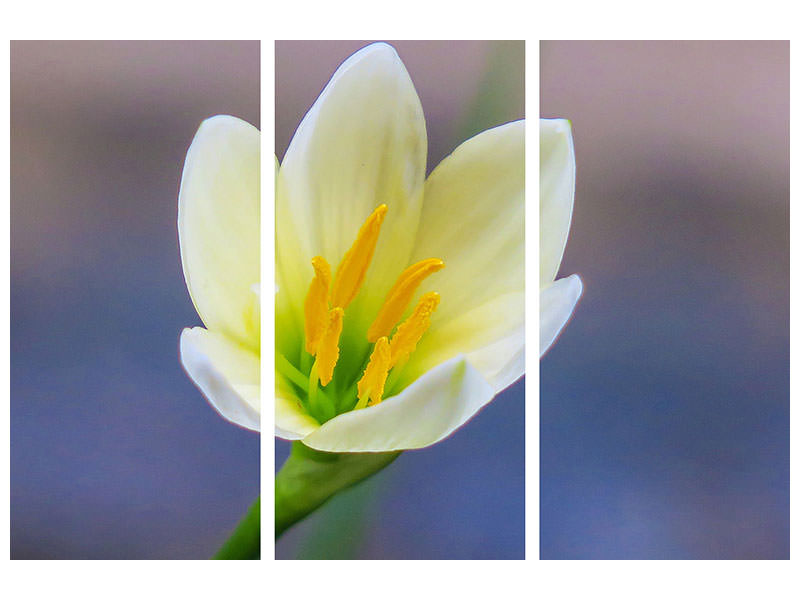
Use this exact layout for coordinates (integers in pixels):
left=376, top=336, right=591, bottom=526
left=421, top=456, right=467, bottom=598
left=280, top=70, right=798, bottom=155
left=9, top=40, right=789, bottom=564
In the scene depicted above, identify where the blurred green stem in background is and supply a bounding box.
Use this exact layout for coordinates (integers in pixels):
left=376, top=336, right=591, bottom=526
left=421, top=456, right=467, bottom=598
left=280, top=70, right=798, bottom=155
left=275, top=442, right=400, bottom=539
left=459, top=41, right=525, bottom=141
left=213, top=496, right=260, bottom=559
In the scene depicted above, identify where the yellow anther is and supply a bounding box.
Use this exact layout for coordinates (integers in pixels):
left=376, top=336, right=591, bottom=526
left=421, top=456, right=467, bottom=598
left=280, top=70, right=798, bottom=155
left=330, top=204, right=388, bottom=309
left=367, top=258, right=444, bottom=342
left=303, top=256, right=332, bottom=355
left=389, top=292, right=440, bottom=367
left=316, top=307, right=344, bottom=386
left=356, top=336, right=391, bottom=407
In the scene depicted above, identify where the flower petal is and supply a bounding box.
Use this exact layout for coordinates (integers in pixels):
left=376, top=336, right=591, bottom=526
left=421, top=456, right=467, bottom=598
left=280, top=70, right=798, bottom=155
left=180, top=327, right=260, bottom=431
left=302, top=356, right=495, bottom=452
left=179, top=115, right=260, bottom=351
left=277, top=42, right=428, bottom=330
left=414, top=120, right=524, bottom=312
left=540, top=274, right=583, bottom=357
left=275, top=375, right=320, bottom=440
left=540, top=118, right=575, bottom=286
left=398, top=291, right=524, bottom=392
left=402, top=121, right=524, bottom=390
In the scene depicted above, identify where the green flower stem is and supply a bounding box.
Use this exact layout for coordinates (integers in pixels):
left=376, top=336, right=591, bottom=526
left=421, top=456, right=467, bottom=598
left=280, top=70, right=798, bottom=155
left=275, top=441, right=400, bottom=538
left=213, top=496, right=260, bottom=559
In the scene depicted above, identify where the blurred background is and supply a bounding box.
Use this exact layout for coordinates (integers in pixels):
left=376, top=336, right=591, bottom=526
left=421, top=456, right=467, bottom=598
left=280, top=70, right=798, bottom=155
left=540, top=41, right=788, bottom=559
left=275, top=40, right=525, bottom=559
left=11, top=41, right=260, bottom=559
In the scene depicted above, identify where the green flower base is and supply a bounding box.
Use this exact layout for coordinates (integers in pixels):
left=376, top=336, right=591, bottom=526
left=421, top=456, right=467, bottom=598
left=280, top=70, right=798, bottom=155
left=275, top=441, right=400, bottom=538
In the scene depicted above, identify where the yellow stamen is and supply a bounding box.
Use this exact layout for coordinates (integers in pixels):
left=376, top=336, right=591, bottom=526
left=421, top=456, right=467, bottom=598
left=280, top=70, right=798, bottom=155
left=356, top=336, right=391, bottom=407
left=389, top=292, right=440, bottom=367
left=367, top=258, right=445, bottom=342
left=303, top=256, right=332, bottom=355
left=316, top=307, right=344, bottom=386
left=330, top=204, right=388, bottom=309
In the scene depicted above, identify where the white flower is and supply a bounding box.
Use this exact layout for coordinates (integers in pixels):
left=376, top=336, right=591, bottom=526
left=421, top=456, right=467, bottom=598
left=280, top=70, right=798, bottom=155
left=275, top=43, right=524, bottom=452
left=540, top=118, right=582, bottom=357
left=178, top=115, right=261, bottom=431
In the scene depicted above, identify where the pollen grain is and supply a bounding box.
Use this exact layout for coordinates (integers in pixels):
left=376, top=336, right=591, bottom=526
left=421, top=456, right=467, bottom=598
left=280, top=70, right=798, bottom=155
left=367, top=258, right=444, bottom=342
left=389, top=292, right=440, bottom=367
left=357, top=336, right=391, bottom=406
left=316, top=307, right=344, bottom=386
left=330, top=204, right=388, bottom=309
left=303, top=256, right=332, bottom=355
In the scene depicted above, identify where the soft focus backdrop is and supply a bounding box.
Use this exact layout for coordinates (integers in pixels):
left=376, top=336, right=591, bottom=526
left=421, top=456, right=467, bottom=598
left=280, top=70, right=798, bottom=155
left=11, top=41, right=260, bottom=559
left=275, top=40, right=525, bottom=559
left=540, top=41, right=788, bottom=559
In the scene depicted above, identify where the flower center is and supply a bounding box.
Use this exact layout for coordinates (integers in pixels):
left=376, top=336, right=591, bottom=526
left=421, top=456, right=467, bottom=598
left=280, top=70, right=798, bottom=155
left=300, top=204, right=444, bottom=423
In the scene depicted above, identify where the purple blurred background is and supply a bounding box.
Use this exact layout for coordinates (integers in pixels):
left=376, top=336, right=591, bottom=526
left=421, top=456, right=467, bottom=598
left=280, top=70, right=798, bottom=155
left=275, top=40, right=525, bottom=559
left=540, top=41, right=788, bottom=559
left=11, top=41, right=260, bottom=559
